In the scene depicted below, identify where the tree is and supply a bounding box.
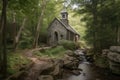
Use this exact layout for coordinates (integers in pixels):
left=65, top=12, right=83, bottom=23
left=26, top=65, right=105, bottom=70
left=7, top=0, right=38, bottom=49
left=71, top=0, right=120, bottom=53
left=0, top=0, right=8, bottom=78
left=33, top=0, right=47, bottom=48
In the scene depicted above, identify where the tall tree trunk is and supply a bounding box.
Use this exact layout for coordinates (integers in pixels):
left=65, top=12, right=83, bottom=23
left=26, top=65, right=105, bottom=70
left=12, top=12, right=17, bottom=49
left=92, top=0, right=98, bottom=53
left=118, top=27, right=120, bottom=44
left=33, top=0, right=47, bottom=48
left=0, top=0, right=8, bottom=78
left=14, top=18, right=27, bottom=50
left=117, top=26, right=120, bottom=45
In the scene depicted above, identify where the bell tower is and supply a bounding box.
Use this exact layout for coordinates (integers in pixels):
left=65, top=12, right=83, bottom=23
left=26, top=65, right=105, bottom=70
left=60, top=9, right=69, bottom=25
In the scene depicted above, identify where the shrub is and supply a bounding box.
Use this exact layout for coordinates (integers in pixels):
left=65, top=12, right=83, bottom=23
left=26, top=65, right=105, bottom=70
left=33, top=46, right=66, bottom=58
left=46, top=46, right=65, bottom=54
left=58, top=40, right=77, bottom=50
left=94, top=54, right=109, bottom=68
left=34, top=51, right=43, bottom=56
left=7, top=53, right=31, bottom=75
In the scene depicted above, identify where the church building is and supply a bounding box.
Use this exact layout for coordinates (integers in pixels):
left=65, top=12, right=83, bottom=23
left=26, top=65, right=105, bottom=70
left=47, top=9, right=80, bottom=45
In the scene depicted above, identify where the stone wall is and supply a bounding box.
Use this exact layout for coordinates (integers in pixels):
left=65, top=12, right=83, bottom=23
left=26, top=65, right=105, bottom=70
left=47, top=19, right=67, bottom=45
left=107, top=46, right=120, bottom=74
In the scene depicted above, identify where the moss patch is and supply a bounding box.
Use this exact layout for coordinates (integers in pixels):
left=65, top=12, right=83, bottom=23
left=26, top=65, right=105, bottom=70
left=33, top=46, right=67, bottom=58
left=7, top=52, right=31, bottom=75
left=94, top=54, right=109, bottom=68
left=58, top=40, right=78, bottom=50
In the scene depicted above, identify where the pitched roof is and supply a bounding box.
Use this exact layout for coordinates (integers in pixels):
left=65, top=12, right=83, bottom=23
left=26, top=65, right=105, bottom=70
left=48, top=18, right=80, bottom=35
left=58, top=18, right=79, bottom=35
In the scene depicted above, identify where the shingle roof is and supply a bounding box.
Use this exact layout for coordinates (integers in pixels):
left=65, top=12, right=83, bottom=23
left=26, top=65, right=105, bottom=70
left=48, top=18, right=80, bottom=36
left=58, top=18, right=79, bottom=35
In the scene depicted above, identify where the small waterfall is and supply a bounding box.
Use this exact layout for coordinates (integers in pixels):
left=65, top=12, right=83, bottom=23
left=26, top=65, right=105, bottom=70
left=74, top=49, right=90, bottom=64
left=82, top=55, right=87, bottom=62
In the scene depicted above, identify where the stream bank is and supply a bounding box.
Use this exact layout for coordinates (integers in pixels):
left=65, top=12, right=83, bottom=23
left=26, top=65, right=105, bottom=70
left=6, top=50, right=82, bottom=80
left=65, top=61, right=120, bottom=80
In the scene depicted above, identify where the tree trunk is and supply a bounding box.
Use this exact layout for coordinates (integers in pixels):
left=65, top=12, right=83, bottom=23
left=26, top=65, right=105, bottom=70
left=119, top=27, right=120, bottom=44
left=117, top=26, right=120, bottom=45
left=92, top=0, right=98, bottom=54
left=33, top=0, right=47, bottom=48
left=12, top=12, right=17, bottom=49
left=0, top=0, right=8, bottom=79
left=14, top=18, right=27, bottom=50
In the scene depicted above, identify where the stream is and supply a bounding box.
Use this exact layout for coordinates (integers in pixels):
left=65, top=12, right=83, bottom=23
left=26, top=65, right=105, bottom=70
left=63, top=53, right=120, bottom=80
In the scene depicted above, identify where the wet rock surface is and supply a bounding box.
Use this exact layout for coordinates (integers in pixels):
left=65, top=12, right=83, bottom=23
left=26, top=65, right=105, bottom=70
left=110, top=46, right=120, bottom=52
left=6, top=50, right=82, bottom=80
left=107, top=46, right=120, bottom=74
left=38, top=75, right=54, bottom=80
left=65, top=62, right=120, bottom=80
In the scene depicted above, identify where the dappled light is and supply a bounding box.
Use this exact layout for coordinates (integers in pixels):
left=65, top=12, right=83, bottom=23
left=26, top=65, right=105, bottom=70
left=0, top=0, right=120, bottom=80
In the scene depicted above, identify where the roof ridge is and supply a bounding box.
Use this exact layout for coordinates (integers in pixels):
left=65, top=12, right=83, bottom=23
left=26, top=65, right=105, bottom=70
left=48, top=18, right=79, bottom=35
left=58, top=19, right=79, bottom=35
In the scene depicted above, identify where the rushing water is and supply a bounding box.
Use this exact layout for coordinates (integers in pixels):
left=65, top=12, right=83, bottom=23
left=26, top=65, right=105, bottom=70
left=63, top=53, right=120, bottom=80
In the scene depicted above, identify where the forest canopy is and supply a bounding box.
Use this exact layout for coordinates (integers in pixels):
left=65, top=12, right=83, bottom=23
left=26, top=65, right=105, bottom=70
left=0, top=0, right=120, bottom=79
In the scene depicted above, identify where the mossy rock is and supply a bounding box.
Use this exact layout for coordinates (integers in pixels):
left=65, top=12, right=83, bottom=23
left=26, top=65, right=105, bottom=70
left=109, top=60, right=120, bottom=75
left=94, top=54, right=109, bottom=68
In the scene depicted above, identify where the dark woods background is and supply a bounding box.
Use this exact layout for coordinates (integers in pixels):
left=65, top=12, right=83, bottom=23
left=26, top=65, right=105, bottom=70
left=0, top=0, right=120, bottom=79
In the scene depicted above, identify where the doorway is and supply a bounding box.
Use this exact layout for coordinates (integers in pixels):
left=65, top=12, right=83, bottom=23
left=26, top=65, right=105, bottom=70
left=54, top=31, right=58, bottom=43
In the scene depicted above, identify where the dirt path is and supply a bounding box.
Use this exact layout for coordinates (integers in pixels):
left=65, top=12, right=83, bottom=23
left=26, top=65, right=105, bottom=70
left=22, top=58, right=53, bottom=80
left=7, top=48, right=82, bottom=80
left=20, top=47, right=54, bottom=79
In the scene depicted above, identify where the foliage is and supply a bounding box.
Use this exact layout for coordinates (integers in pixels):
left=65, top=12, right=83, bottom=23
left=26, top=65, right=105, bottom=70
left=18, top=34, right=33, bottom=49
left=71, top=0, right=120, bottom=52
left=7, top=53, right=30, bottom=75
left=68, top=11, right=86, bottom=41
left=0, top=0, right=64, bottom=50
left=78, top=41, right=88, bottom=49
left=94, top=54, right=109, bottom=68
left=58, top=40, right=77, bottom=50
left=34, top=46, right=67, bottom=58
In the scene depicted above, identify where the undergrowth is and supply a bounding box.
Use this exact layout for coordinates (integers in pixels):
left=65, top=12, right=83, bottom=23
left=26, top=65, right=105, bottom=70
left=7, top=52, right=31, bottom=75
left=33, top=46, right=67, bottom=58
left=58, top=40, right=79, bottom=50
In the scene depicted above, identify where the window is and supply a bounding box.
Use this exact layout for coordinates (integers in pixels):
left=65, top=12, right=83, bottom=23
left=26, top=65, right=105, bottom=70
left=61, top=35, right=63, bottom=39
left=62, top=14, right=65, bottom=18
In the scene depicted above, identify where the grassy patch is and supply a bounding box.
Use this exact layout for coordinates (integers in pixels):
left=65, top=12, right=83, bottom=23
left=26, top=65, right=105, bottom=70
left=7, top=52, right=31, bottom=75
left=94, top=54, right=109, bottom=68
left=33, top=46, right=67, bottom=58
left=58, top=40, right=78, bottom=50
left=7, top=45, right=69, bottom=75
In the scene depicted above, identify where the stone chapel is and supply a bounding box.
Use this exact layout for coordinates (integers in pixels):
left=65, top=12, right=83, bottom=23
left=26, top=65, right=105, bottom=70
left=47, top=9, right=80, bottom=45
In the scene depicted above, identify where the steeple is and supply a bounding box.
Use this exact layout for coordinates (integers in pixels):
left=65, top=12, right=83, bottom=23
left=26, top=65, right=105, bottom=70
left=60, top=8, right=69, bottom=25
left=61, top=8, right=68, bottom=19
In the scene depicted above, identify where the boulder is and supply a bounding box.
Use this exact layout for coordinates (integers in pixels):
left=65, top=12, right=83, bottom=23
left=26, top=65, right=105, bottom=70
left=107, top=52, right=120, bottom=63
left=38, top=75, right=54, bottom=80
left=102, top=49, right=109, bottom=56
left=71, top=70, right=81, bottom=76
left=65, top=50, right=74, bottom=56
left=107, top=46, right=120, bottom=75
left=109, top=60, right=120, bottom=74
left=74, top=49, right=84, bottom=56
left=50, top=59, right=63, bottom=76
left=110, top=46, right=120, bottom=53
left=63, top=58, right=79, bottom=70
